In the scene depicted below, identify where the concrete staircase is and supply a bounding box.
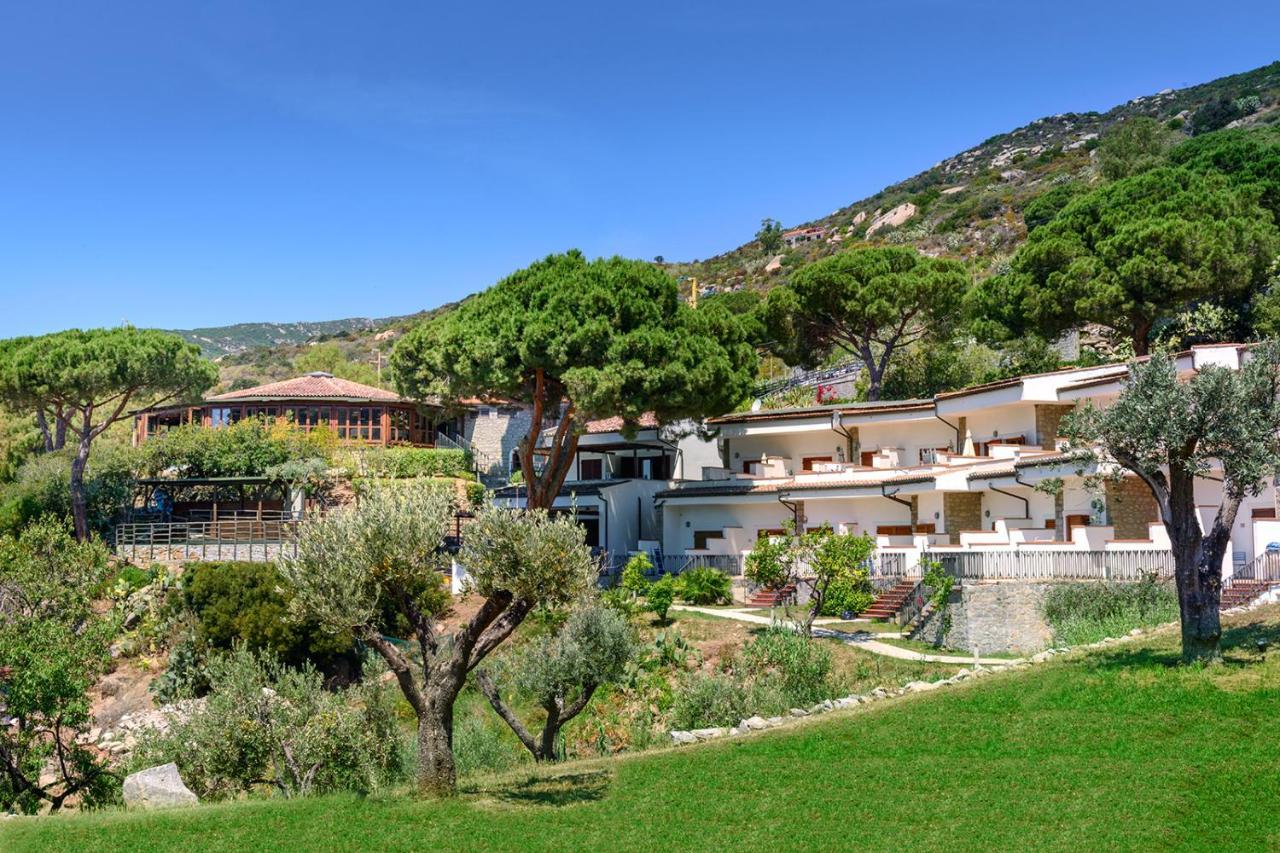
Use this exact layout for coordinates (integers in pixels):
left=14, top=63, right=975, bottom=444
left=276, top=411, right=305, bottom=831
left=747, top=583, right=798, bottom=607
left=1221, top=579, right=1277, bottom=610
left=862, top=579, right=920, bottom=622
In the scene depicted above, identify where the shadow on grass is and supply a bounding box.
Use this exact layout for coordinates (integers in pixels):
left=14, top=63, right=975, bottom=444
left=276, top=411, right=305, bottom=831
left=1081, top=619, right=1279, bottom=672
left=463, top=769, right=613, bottom=808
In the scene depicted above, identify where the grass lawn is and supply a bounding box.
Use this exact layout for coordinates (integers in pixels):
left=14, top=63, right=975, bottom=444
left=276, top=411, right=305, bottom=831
left=873, top=636, right=1024, bottom=659
left=8, top=606, right=1280, bottom=852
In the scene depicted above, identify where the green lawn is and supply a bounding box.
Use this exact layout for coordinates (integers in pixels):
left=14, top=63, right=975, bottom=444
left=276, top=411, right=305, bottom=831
left=7, top=607, right=1280, bottom=852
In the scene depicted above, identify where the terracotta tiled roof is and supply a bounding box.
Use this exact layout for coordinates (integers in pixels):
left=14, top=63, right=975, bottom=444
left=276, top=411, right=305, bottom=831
left=583, top=413, right=660, bottom=434
left=208, top=373, right=405, bottom=403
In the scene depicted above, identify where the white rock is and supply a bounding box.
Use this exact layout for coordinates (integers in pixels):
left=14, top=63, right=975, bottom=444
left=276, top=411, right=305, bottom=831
left=744, top=715, right=769, bottom=731
left=122, top=763, right=198, bottom=809
left=766, top=716, right=784, bottom=727
left=1129, top=629, right=1142, bottom=636
left=691, top=728, right=726, bottom=740
left=789, top=708, right=808, bottom=717
left=669, top=730, right=697, bottom=745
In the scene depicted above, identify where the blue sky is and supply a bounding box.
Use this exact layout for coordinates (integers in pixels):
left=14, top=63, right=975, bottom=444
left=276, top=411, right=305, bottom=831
left=0, top=1, right=1275, bottom=337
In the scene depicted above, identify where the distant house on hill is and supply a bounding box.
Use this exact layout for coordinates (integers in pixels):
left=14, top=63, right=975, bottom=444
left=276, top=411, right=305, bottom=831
left=782, top=226, right=828, bottom=247
left=132, top=372, right=454, bottom=447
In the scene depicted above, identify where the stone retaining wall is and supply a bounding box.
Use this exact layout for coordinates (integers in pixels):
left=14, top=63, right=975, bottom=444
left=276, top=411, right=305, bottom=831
left=918, top=580, right=1058, bottom=654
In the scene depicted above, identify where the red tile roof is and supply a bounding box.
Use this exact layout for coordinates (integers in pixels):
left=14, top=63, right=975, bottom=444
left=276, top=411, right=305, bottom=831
left=583, top=413, right=660, bottom=434
left=208, top=373, right=405, bottom=403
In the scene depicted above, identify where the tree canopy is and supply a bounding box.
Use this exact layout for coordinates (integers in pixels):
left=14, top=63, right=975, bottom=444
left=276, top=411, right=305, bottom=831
left=968, top=167, right=1280, bottom=355
left=763, top=246, right=969, bottom=401
left=0, top=327, right=217, bottom=538
left=391, top=250, right=757, bottom=508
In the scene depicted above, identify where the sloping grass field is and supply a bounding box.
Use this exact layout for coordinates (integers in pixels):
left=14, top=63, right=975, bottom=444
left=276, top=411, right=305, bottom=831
left=6, top=606, right=1280, bottom=852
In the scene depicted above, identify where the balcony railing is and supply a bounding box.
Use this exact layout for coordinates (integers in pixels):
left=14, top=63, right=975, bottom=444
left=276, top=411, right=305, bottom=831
left=113, top=519, right=302, bottom=563
left=923, top=549, right=1176, bottom=581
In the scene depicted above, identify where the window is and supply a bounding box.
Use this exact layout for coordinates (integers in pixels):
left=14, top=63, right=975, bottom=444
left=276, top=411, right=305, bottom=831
left=211, top=407, right=232, bottom=428
left=579, top=458, right=603, bottom=480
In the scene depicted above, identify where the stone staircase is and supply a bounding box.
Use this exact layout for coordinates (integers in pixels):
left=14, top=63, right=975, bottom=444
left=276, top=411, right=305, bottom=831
left=1220, top=579, right=1277, bottom=610
left=862, top=579, right=921, bottom=622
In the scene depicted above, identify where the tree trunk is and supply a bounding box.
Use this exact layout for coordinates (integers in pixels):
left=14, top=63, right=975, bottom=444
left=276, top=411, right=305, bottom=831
left=864, top=362, right=883, bottom=402
left=69, top=434, right=92, bottom=541
left=36, top=410, right=53, bottom=453
left=415, top=701, right=457, bottom=797
left=1165, top=467, right=1224, bottom=663
left=539, top=702, right=560, bottom=761
left=54, top=414, right=66, bottom=450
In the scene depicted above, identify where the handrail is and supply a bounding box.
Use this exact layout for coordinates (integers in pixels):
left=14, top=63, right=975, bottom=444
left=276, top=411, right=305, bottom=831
left=923, top=549, right=1176, bottom=581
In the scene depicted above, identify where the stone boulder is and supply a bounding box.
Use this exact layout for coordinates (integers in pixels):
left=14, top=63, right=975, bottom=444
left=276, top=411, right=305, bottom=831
left=123, top=763, right=198, bottom=809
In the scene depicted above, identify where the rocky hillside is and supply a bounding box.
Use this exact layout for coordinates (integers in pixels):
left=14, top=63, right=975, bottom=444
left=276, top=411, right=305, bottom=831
left=171, top=315, right=421, bottom=359
left=671, top=60, right=1280, bottom=301
left=190, top=60, right=1280, bottom=387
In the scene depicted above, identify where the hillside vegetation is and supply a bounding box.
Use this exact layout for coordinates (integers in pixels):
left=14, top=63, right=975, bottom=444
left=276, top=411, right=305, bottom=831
left=8, top=604, right=1278, bottom=851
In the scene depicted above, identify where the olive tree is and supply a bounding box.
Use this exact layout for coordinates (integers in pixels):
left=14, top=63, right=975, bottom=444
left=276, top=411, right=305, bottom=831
left=0, top=519, right=118, bottom=813
left=1063, top=344, right=1280, bottom=662
left=391, top=250, right=757, bottom=509
left=764, top=246, right=969, bottom=401
left=475, top=601, right=636, bottom=762
left=0, top=328, right=217, bottom=539
left=279, top=486, right=594, bottom=796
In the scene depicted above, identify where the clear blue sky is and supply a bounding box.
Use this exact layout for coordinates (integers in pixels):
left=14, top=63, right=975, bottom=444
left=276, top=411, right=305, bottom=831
left=0, top=1, right=1275, bottom=337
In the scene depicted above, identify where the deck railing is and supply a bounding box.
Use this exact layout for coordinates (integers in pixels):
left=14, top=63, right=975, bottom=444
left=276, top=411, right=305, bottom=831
left=923, top=549, right=1176, bottom=581
left=113, top=519, right=302, bottom=563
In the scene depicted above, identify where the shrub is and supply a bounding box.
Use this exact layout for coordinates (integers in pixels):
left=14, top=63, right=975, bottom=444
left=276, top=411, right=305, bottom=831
left=0, top=443, right=136, bottom=538
left=739, top=627, right=832, bottom=709
left=142, top=419, right=331, bottom=478
left=819, top=569, right=875, bottom=616
left=1041, top=576, right=1178, bottom=646
left=675, top=566, right=732, bottom=605
left=620, top=553, right=651, bottom=596
left=357, top=447, right=471, bottom=479
left=179, top=562, right=359, bottom=681
left=670, top=672, right=748, bottom=729
left=134, top=647, right=406, bottom=800
left=647, top=575, right=676, bottom=622
left=464, top=480, right=487, bottom=510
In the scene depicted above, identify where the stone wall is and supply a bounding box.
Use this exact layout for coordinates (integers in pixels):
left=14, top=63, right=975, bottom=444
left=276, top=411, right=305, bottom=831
left=927, top=581, right=1057, bottom=654
left=944, top=492, right=983, bottom=544
left=1033, top=404, right=1075, bottom=450
left=464, top=405, right=532, bottom=477
left=1105, top=476, right=1159, bottom=540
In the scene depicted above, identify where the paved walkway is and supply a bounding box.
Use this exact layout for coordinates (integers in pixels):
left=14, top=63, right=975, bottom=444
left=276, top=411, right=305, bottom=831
left=672, top=605, right=1019, bottom=666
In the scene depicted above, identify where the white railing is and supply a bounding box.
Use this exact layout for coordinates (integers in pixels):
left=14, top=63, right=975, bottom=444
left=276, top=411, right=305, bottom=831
left=923, top=549, right=1176, bottom=581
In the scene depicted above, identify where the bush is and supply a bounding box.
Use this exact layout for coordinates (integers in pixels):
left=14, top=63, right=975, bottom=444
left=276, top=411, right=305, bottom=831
left=675, top=567, right=732, bottom=605
left=464, top=480, right=487, bottom=510
left=670, top=672, right=748, bottom=729
left=178, top=562, right=359, bottom=682
left=1041, top=577, right=1179, bottom=646
left=0, top=443, right=136, bottom=538
left=819, top=569, right=875, bottom=616
left=142, top=419, right=332, bottom=478
left=620, top=553, right=651, bottom=596
left=134, top=647, right=406, bottom=800
left=647, top=575, right=676, bottom=622
left=739, top=627, right=832, bottom=709
left=356, top=447, right=471, bottom=479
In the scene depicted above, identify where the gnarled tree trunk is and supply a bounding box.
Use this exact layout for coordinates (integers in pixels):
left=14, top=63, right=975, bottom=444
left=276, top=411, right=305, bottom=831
left=69, top=433, right=92, bottom=541
left=416, top=700, right=457, bottom=797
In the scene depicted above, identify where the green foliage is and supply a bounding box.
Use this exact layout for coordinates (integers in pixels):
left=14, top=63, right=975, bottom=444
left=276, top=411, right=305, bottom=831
left=1168, top=127, right=1280, bottom=222
left=764, top=246, right=969, bottom=399
left=967, top=167, right=1280, bottom=354
left=1097, top=117, right=1174, bottom=181
left=0, top=518, right=118, bottom=813
left=756, top=218, right=784, bottom=255
left=620, top=553, right=651, bottom=597
left=0, top=441, right=136, bottom=537
left=142, top=419, right=333, bottom=478
left=674, top=567, right=732, bottom=605
left=647, top=575, right=676, bottom=623
left=391, top=250, right=757, bottom=507
left=179, top=562, right=359, bottom=680
left=354, top=446, right=471, bottom=479
left=464, top=480, right=487, bottom=510
left=920, top=559, right=956, bottom=641
left=1020, top=182, right=1084, bottom=232
left=819, top=568, right=875, bottom=616
left=1041, top=577, right=1178, bottom=645
left=135, top=647, right=406, bottom=800
left=743, top=534, right=793, bottom=591
left=292, top=342, right=382, bottom=387
left=739, top=627, right=833, bottom=710
left=1192, top=95, right=1249, bottom=135
left=670, top=672, right=748, bottom=729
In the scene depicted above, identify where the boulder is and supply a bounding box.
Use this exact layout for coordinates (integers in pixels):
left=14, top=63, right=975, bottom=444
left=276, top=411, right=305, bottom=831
left=669, top=730, right=697, bottom=746
left=123, top=763, right=198, bottom=809
left=743, top=715, right=769, bottom=731
left=691, top=728, right=726, bottom=741
left=790, top=708, right=809, bottom=717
